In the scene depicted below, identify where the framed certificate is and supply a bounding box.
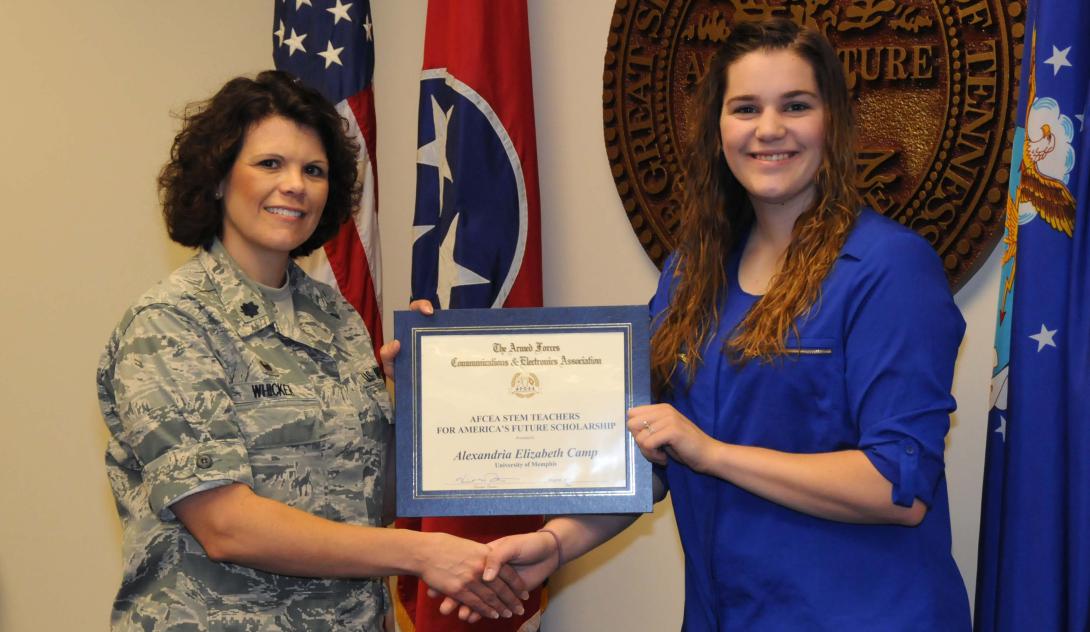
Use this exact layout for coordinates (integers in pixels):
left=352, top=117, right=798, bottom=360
left=394, top=305, right=652, bottom=517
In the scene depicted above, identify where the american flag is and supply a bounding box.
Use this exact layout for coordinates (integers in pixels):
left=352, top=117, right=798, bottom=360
left=273, top=0, right=383, bottom=359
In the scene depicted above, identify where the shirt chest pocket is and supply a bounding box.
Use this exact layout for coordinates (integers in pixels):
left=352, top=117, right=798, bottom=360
left=230, top=382, right=328, bottom=507
left=773, top=337, right=842, bottom=419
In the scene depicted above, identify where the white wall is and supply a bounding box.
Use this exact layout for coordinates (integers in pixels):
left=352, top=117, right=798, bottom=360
left=0, top=2, right=995, bottom=630
left=1, top=3, right=272, bottom=630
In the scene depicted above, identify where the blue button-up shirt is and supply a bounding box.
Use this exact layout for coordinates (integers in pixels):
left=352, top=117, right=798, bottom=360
left=653, top=210, right=971, bottom=630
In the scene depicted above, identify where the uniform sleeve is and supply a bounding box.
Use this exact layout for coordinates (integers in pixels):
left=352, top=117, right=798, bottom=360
left=108, top=305, right=253, bottom=520
left=844, top=233, right=965, bottom=508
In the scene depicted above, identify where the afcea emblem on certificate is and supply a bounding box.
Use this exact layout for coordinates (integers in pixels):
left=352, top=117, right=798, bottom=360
left=393, top=306, right=652, bottom=517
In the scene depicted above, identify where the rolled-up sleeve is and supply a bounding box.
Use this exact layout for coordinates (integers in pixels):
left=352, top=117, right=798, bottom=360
left=844, top=233, right=965, bottom=508
left=108, top=305, right=253, bottom=519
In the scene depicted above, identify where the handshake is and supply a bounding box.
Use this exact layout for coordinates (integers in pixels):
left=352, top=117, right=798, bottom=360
left=415, top=528, right=563, bottom=623
left=382, top=301, right=562, bottom=623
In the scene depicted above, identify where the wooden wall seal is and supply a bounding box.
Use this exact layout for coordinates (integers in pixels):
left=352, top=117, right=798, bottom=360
left=603, top=0, right=1026, bottom=289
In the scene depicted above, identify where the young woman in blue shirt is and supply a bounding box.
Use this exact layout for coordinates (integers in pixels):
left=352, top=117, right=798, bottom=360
left=456, top=17, right=972, bottom=630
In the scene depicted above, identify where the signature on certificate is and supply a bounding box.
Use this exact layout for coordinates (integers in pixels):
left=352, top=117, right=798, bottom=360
left=455, top=472, right=519, bottom=488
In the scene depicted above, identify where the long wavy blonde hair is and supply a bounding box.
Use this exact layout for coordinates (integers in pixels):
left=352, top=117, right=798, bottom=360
left=651, top=18, right=861, bottom=394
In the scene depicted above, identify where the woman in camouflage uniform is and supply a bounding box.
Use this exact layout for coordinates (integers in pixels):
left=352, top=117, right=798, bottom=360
left=97, top=71, right=526, bottom=631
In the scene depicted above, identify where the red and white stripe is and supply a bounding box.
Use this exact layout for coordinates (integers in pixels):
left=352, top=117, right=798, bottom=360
left=299, top=91, right=384, bottom=359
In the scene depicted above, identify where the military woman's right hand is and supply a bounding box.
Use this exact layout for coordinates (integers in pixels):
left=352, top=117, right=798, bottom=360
left=415, top=531, right=528, bottom=621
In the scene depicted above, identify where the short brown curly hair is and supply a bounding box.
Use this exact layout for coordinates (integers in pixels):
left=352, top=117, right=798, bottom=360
left=158, top=70, right=361, bottom=258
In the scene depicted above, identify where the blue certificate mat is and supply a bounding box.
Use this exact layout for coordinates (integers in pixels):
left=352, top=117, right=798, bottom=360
left=394, top=305, right=652, bottom=517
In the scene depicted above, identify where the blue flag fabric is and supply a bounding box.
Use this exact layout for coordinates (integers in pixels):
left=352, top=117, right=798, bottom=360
left=976, top=1, right=1090, bottom=629
left=407, top=0, right=543, bottom=312
left=273, top=0, right=373, bottom=103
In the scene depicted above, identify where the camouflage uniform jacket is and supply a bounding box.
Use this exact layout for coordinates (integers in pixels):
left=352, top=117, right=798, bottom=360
left=97, top=240, right=392, bottom=631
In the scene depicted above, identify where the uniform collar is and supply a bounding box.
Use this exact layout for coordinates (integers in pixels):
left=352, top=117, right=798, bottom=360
left=198, top=239, right=336, bottom=353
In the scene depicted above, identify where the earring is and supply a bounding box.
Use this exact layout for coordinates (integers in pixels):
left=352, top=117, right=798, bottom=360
left=214, top=190, right=223, bottom=200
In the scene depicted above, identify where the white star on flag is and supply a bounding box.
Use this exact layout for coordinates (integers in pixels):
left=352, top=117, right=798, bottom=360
left=363, top=14, right=373, bottom=41
left=1044, top=45, right=1072, bottom=75
left=437, top=212, right=490, bottom=308
left=996, top=416, right=1007, bottom=442
left=1077, top=114, right=1085, bottom=132
left=327, top=0, right=353, bottom=25
left=274, top=20, right=286, bottom=47
left=417, top=96, right=454, bottom=211
left=412, top=224, right=435, bottom=242
left=1029, top=323, right=1058, bottom=351
left=295, top=0, right=313, bottom=9
left=318, top=41, right=345, bottom=68
left=284, top=29, right=307, bottom=56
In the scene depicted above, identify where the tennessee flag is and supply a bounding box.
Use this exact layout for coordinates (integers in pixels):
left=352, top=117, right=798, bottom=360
left=975, top=0, right=1090, bottom=629
left=273, top=0, right=384, bottom=359
left=397, top=1, right=545, bottom=630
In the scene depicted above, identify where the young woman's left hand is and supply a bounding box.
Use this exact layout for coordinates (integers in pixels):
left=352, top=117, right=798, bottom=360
left=627, top=404, right=719, bottom=472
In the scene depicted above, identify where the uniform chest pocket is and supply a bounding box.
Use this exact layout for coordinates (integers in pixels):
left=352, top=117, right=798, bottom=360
left=230, top=383, right=328, bottom=508
left=230, top=382, right=326, bottom=449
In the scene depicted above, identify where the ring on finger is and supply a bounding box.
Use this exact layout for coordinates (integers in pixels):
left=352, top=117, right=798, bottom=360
left=647, top=423, right=655, bottom=434
left=641, top=420, right=650, bottom=432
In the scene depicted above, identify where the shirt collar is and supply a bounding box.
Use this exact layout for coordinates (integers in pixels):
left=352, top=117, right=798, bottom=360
left=838, top=208, right=871, bottom=261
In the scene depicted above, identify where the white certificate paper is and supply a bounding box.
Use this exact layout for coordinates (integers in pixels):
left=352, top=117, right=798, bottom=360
left=420, top=331, right=627, bottom=491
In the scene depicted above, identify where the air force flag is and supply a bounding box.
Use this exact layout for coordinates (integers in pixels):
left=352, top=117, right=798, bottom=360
left=976, top=0, right=1090, bottom=629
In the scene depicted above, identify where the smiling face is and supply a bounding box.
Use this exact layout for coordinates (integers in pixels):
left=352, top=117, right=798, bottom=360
left=720, top=49, right=826, bottom=220
left=220, top=114, right=329, bottom=285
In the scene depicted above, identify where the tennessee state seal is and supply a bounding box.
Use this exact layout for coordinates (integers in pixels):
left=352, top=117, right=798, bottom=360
left=603, top=0, right=1025, bottom=289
